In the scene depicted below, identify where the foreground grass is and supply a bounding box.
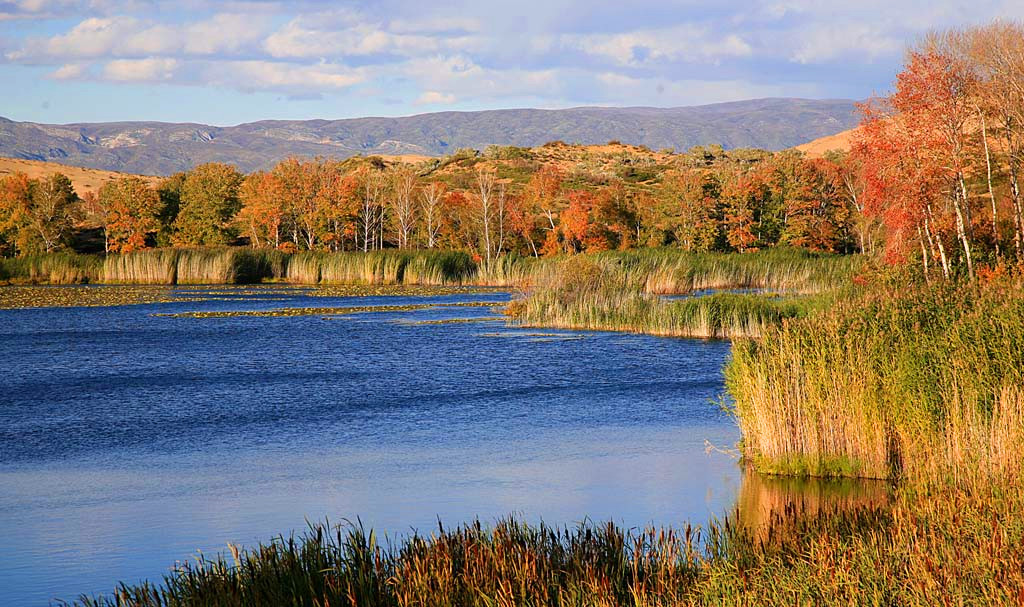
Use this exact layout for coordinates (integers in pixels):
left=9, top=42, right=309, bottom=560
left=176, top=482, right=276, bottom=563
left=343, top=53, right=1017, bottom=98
left=69, top=477, right=1023, bottom=607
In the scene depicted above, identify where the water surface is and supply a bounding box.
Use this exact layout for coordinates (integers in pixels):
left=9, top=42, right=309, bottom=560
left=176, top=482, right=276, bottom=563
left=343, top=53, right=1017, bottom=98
left=0, top=287, right=740, bottom=605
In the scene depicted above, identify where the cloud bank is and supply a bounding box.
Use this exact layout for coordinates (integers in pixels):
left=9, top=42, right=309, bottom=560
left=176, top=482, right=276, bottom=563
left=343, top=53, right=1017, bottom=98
left=3, top=0, right=1024, bottom=112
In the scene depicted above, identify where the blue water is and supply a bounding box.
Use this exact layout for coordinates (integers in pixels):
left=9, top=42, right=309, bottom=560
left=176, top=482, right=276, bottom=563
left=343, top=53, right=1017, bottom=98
left=0, top=288, right=740, bottom=605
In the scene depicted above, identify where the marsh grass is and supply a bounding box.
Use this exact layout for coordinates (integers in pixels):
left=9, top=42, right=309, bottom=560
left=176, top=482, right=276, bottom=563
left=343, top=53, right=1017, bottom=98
left=727, top=279, right=1024, bottom=482
left=69, top=478, right=1024, bottom=607
left=287, top=250, right=476, bottom=285
left=101, top=249, right=288, bottom=285
left=584, top=247, right=862, bottom=295
left=0, top=252, right=102, bottom=284
left=508, top=255, right=833, bottom=338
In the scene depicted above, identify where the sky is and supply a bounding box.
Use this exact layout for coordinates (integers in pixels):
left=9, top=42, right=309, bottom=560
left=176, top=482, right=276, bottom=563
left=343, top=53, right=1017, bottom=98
left=1, top=1, right=1023, bottom=126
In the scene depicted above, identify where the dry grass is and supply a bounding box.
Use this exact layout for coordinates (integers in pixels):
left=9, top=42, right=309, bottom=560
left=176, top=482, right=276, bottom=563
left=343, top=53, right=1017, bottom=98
left=0, top=156, right=161, bottom=196
left=727, top=279, right=1024, bottom=482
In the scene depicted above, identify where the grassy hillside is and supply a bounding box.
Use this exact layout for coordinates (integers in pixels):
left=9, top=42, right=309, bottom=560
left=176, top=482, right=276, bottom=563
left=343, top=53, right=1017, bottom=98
left=793, top=127, right=856, bottom=157
left=0, top=156, right=161, bottom=195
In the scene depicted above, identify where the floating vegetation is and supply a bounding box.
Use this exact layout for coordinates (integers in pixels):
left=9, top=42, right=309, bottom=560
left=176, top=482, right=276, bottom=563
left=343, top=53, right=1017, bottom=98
left=0, top=283, right=507, bottom=310
left=308, top=284, right=497, bottom=298
left=156, top=301, right=503, bottom=319
left=395, top=316, right=506, bottom=325
left=478, top=331, right=585, bottom=339
left=0, top=285, right=197, bottom=309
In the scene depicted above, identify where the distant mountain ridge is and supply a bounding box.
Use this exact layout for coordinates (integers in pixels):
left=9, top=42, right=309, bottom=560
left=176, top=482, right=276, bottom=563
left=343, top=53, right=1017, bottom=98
left=0, top=98, right=859, bottom=176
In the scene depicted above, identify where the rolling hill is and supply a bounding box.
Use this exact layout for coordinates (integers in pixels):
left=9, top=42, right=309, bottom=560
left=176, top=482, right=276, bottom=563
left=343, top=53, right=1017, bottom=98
left=0, top=98, right=858, bottom=176
left=0, top=156, right=161, bottom=195
left=794, top=128, right=856, bottom=157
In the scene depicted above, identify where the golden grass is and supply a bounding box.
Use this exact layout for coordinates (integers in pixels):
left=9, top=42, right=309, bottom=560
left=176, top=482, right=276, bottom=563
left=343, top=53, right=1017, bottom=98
left=727, top=280, right=1024, bottom=482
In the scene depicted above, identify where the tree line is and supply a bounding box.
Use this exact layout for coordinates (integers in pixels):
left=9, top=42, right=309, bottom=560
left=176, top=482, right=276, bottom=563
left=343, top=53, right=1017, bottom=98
left=0, top=145, right=870, bottom=263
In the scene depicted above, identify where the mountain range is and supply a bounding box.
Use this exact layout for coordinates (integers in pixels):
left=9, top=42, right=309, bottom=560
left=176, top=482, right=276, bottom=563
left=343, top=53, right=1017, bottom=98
left=0, top=98, right=860, bottom=176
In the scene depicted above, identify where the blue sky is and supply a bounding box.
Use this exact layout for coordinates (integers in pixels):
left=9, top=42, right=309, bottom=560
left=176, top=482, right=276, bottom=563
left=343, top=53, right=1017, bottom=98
left=1, top=1, right=1022, bottom=125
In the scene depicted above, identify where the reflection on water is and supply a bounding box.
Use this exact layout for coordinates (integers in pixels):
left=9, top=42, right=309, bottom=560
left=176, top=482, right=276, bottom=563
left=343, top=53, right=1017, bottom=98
left=736, top=470, right=892, bottom=539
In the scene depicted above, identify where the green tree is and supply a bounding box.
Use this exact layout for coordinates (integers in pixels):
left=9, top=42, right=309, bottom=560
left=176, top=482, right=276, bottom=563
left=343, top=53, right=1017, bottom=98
left=156, top=173, right=186, bottom=247
left=172, top=163, right=243, bottom=246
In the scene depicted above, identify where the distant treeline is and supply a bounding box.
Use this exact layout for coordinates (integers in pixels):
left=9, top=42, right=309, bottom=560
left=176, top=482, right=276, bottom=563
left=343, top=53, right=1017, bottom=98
left=0, top=143, right=874, bottom=265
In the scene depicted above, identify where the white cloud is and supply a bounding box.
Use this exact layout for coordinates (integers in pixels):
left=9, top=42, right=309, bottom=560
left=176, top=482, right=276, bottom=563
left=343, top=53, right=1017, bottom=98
left=404, top=55, right=559, bottom=101
left=49, top=62, right=90, bottom=79
left=103, top=57, right=179, bottom=81
left=415, top=90, right=456, bottom=105
left=788, top=24, right=902, bottom=64
left=201, top=60, right=365, bottom=91
left=7, top=13, right=268, bottom=61
left=593, top=71, right=821, bottom=105
left=570, top=25, right=753, bottom=67
left=262, top=14, right=478, bottom=60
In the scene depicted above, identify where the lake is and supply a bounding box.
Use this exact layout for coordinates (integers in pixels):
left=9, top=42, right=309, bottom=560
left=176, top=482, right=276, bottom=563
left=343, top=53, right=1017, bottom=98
left=0, top=286, right=742, bottom=605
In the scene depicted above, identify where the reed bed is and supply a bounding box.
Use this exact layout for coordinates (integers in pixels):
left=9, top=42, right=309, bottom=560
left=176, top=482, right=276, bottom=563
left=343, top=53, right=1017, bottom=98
left=727, top=279, right=1024, bottom=481
left=0, top=252, right=102, bottom=284
left=100, top=249, right=288, bottom=285
left=610, top=247, right=862, bottom=295
left=1, top=247, right=858, bottom=290
left=290, top=250, right=477, bottom=285
left=508, top=255, right=830, bottom=338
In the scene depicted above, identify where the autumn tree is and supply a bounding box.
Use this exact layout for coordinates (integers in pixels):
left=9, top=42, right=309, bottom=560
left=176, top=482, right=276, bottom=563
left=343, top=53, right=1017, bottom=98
left=472, top=167, right=508, bottom=265
left=0, top=173, right=80, bottom=254
left=523, top=166, right=564, bottom=257
left=895, top=44, right=979, bottom=277
left=94, top=177, right=161, bottom=253
left=855, top=99, right=953, bottom=278
left=719, top=169, right=766, bottom=252
left=654, top=170, right=722, bottom=251
left=825, top=150, right=878, bottom=254
left=777, top=157, right=851, bottom=253
left=359, top=168, right=387, bottom=252
left=238, top=171, right=286, bottom=249
left=173, top=163, right=243, bottom=246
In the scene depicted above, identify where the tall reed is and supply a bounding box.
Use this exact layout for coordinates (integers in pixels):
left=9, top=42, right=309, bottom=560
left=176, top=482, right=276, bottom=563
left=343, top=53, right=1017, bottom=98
left=285, top=250, right=476, bottom=285
left=100, top=249, right=288, bottom=284
left=0, top=252, right=102, bottom=284
left=508, top=255, right=829, bottom=338
left=727, top=279, right=1024, bottom=481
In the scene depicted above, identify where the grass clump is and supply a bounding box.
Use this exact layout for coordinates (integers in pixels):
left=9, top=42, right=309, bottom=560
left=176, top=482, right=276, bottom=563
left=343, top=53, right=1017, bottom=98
left=287, top=250, right=476, bottom=285
left=508, top=255, right=829, bottom=338
left=102, top=249, right=288, bottom=284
